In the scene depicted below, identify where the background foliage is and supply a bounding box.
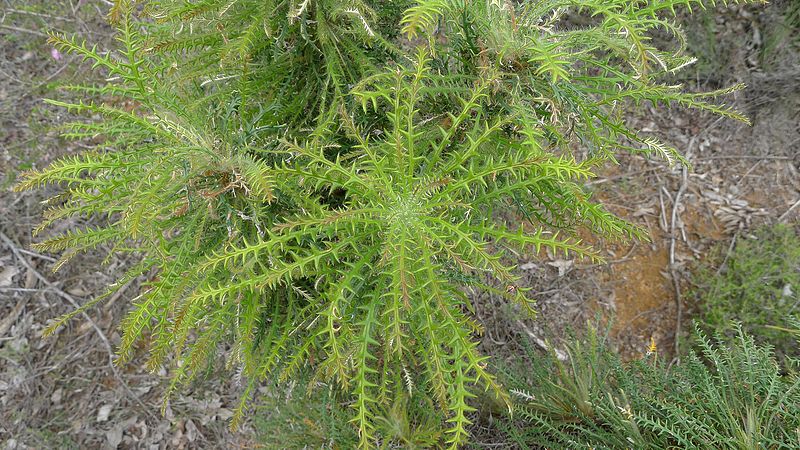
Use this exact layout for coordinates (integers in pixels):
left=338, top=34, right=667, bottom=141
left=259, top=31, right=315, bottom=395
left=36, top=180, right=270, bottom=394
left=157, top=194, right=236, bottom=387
left=692, top=224, right=800, bottom=361
left=499, top=322, right=800, bottom=449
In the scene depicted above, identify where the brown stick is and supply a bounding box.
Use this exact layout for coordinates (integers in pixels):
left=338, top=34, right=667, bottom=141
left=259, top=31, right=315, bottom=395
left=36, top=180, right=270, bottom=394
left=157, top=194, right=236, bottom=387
left=0, top=231, right=155, bottom=418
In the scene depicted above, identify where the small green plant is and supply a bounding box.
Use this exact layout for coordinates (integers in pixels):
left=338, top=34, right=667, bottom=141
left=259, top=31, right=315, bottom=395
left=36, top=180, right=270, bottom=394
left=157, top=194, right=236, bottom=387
left=255, top=375, right=443, bottom=449
left=254, top=379, right=360, bottom=449
left=16, top=0, right=758, bottom=446
left=500, top=323, right=800, bottom=449
left=694, top=224, right=800, bottom=358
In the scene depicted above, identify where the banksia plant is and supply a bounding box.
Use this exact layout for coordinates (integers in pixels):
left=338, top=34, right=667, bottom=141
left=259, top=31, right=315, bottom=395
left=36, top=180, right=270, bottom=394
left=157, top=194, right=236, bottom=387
left=17, top=0, right=758, bottom=447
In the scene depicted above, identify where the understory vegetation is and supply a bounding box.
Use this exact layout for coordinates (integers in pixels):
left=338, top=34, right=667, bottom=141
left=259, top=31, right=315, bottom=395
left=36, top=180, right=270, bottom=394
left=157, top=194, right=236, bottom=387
left=16, top=0, right=784, bottom=447
left=499, top=322, right=800, bottom=449
left=693, top=224, right=800, bottom=360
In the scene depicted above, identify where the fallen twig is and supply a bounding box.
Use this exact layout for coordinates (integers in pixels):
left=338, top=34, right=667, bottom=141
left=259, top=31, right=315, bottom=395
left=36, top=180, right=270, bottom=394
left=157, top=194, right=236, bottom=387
left=16, top=247, right=57, bottom=263
left=0, top=295, right=28, bottom=337
left=4, top=8, right=76, bottom=22
left=0, top=231, right=155, bottom=419
left=515, top=319, right=568, bottom=361
left=777, top=198, right=800, bottom=223
left=669, top=137, right=695, bottom=360
left=715, top=233, right=738, bottom=277
left=0, top=24, right=49, bottom=38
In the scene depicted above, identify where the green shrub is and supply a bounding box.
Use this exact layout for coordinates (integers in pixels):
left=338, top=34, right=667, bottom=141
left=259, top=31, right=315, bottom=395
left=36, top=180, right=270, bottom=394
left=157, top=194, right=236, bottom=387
left=16, top=0, right=757, bottom=446
left=694, top=224, right=800, bottom=358
left=500, top=323, right=800, bottom=449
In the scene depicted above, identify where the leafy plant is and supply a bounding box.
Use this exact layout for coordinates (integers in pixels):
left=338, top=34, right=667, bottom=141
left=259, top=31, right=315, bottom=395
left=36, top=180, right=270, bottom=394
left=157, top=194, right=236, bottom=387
left=15, top=0, right=758, bottom=446
left=500, top=323, right=800, bottom=449
left=255, top=373, right=443, bottom=449
left=693, top=224, right=800, bottom=359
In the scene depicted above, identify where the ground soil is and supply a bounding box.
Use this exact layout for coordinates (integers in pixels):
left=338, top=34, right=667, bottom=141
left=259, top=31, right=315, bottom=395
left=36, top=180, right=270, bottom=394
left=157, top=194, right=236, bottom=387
left=1, top=1, right=798, bottom=449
